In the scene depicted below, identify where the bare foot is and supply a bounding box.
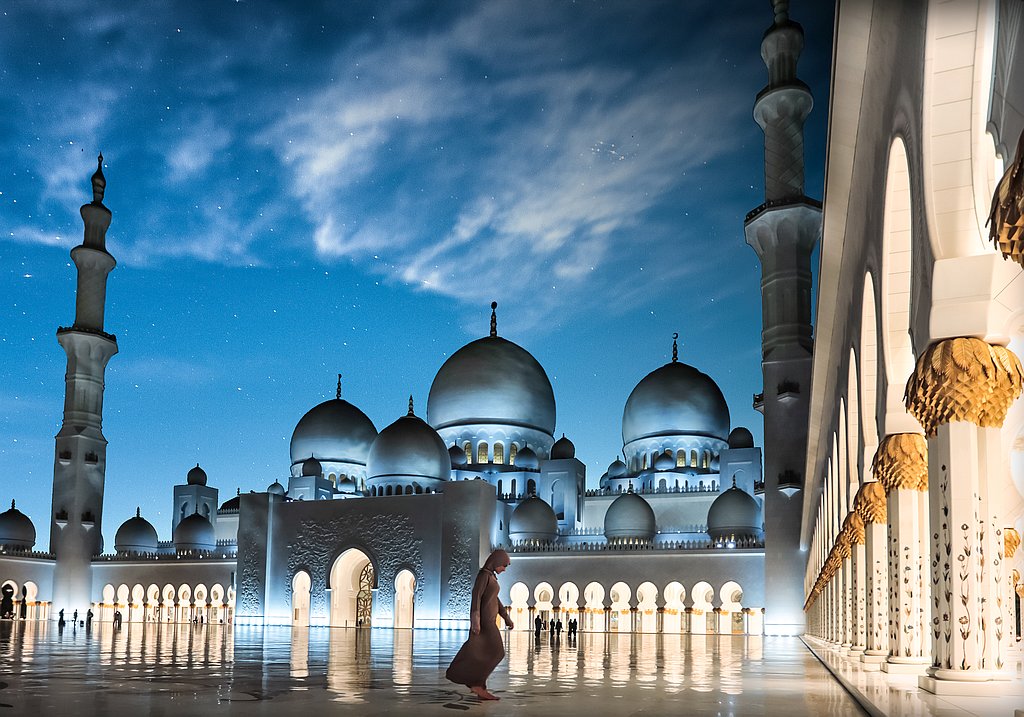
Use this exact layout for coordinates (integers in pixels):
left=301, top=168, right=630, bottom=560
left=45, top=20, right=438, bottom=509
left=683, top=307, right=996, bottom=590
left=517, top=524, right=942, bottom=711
left=470, top=686, right=500, bottom=700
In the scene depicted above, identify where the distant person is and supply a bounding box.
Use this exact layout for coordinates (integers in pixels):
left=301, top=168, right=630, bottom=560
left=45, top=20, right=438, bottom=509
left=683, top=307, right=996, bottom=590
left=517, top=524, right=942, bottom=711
left=58, top=608, right=65, bottom=627
left=534, top=615, right=543, bottom=639
left=73, top=609, right=78, bottom=624
left=446, top=549, right=514, bottom=701
left=113, top=610, right=122, bottom=629
left=86, top=609, right=94, bottom=630
left=555, top=619, right=563, bottom=637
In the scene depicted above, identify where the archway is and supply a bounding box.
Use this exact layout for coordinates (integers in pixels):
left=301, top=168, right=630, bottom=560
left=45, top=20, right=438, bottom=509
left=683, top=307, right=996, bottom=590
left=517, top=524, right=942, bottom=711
left=509, top=582, right=530, bottom=631
left=636, top=582, right=658, bottom=633
left=691, top=581, right=715, bottom=634
left=209, top=584, right=225, bottom=624
left=0, top=581, right=16, bottom=620
left=663, top=581, right=686, bottom=634
left=557, top=582, right=580, bottom=630
left=583, top=582, right=605, bottom=632
left=394, top=569, right=415, bottom=629
left=146, top=584, right=160, bottom=622
left=609, top=581, right=631, bottom=632
left=534, top=582, right=555, bottom=628
left=292, top=571, right=311, bottom=627
left=719, top=581, right=744, bottom=634
left=102, top=584, right=117, bottom=622
left=130, top=584, right=145, bottom=623
left=329, top=548, right=373, bottom=628
left=161, top=584, right=176, bottom=622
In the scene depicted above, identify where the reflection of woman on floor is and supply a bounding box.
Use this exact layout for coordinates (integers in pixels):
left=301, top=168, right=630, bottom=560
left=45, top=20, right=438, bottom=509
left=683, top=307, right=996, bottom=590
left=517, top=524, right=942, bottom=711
left=445, top=549, right=514, bottom=700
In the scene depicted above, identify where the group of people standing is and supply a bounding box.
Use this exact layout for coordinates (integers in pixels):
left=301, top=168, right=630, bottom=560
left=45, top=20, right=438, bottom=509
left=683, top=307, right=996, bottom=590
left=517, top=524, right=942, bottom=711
left=532, top=615, right=578, bottom=640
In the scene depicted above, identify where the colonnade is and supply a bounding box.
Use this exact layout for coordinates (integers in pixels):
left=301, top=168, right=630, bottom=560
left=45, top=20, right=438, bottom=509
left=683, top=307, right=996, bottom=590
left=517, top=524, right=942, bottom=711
left=805, top=338, right=1023, bottom=691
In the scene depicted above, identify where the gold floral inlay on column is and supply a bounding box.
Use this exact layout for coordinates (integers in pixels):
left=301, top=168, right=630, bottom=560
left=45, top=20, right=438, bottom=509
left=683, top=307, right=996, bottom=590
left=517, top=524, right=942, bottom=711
left=1006, top=527, right=1021, bottom=559
left=871, top=433, right=928, bottom=492
left=904, top=337, right=1023, bottom=436
left=853, top=480, right=887, bottom=523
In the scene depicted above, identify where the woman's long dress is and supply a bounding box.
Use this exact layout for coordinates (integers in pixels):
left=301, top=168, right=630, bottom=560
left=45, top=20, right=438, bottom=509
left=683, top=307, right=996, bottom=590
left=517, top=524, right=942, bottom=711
left=445, top=569, right=504, bottom=687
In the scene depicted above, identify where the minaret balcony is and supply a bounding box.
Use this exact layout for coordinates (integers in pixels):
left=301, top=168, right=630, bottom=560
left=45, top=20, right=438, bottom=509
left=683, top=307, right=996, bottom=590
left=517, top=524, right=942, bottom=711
left=56, top=324, right=117, bottom=343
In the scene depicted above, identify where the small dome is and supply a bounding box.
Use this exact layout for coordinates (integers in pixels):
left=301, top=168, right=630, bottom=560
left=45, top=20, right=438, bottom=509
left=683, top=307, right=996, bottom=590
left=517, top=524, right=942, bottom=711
left=604, top=492, right=656, bottom=541
left=187, top=463, right=207, bottom=486
left=368, top=407, right=451, bottom=484
left=114, top=508, right=158, bottom=554
left=449, top=445, right=468, bottom=466
left=0, top=501, right=35, bottom=550
left=267, top=480, right=286, bottom=496
left=622, top=361, right=730, bottom=445
left=551, top=434, right=575, bottom=460
left=728, top=427, right=755, bottom=449
left=173, top=512, right=216, bottom=552
left=219, top=489, right=241, bottom=512
left=301, top=456, right=323, bottom=477
left=509, top=495, right=558, bottom=543
left=707, top=486, right=761, bottom=542
left=290, top=397, right=377, bottom=471
left=516, top=446, right=539, bottom=469
left=607, top=458, right=627, bottom=478
left=654, top=451, right=675, bottom=471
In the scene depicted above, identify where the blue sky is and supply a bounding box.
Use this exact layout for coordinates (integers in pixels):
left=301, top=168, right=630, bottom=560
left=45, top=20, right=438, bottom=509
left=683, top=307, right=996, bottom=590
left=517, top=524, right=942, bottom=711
left=0, top=0, right=834, bottom=551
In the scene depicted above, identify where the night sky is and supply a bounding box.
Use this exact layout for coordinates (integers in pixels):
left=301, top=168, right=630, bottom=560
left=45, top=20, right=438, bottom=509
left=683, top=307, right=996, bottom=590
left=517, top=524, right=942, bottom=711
left=0, top=1, right=834, bottom=551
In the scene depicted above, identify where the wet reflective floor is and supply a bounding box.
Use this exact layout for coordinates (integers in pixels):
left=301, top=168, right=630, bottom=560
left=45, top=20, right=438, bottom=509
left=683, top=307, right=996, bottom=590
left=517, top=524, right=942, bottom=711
left=0, top=621, right=865, bottom=716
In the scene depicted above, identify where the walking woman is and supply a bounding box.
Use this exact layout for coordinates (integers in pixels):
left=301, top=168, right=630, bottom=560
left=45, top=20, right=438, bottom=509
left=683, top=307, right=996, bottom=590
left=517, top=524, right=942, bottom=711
left=445, top=549, right=514, bottom=700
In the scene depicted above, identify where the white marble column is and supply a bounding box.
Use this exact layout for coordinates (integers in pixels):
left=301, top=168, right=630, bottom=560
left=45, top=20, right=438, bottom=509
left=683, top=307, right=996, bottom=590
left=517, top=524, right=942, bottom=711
left=854, top=480, right=888, bottom=665
left=850, top=526, right=867, bottom=653
left=904, top=337, right=1022, bottom=695
left=872, top=433, right=930, bottom=673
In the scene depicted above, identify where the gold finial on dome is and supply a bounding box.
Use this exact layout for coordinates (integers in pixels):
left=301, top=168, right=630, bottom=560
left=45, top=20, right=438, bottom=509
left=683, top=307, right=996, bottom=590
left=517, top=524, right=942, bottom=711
left=490, top=301, right=498, bottom=337
left=672, top=332, right=679, bottom=363
left=135, top=507, right=141, bottom=518
left=408, top=395, right=415, bottom=416
left=336, top=373, right=342, bottom=400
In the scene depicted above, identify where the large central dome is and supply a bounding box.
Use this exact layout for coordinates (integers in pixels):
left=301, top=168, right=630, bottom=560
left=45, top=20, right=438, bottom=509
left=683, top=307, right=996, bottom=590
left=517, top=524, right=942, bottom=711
left=622, top=361, right=730, bottom=445
left=427, top=335, right=555, bottom=435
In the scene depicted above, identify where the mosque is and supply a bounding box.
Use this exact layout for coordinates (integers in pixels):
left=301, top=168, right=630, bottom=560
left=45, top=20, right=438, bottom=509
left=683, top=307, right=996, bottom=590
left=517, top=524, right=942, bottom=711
left=3, top=0, right=1024, bottom=701
left=0, top=161, right=768, bottom=632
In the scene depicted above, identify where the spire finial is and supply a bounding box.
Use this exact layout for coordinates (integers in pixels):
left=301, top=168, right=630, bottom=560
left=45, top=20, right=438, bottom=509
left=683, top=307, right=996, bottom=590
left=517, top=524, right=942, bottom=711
left=91, top=153, right=106, bottom=203
left=772, top=0, right=789, bottom=24
left=136, top=506, right=141, bottom=518
left=10, top=500, right=14, bottom=510
left=408, top=395, right=415, bottom=416
left=336, top=374, right=342, bottom=400
left=672, top=332, right=679, bottom=363
left=489, top=301, right=498, bottom=337
left=732, top=473, right=738, bottom=489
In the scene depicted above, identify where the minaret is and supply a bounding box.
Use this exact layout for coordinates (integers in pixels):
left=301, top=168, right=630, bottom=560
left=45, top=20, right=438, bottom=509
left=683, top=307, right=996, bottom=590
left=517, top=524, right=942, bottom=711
left=50, top=154, right=118, bottom=616
left=743, top=1, right=820, bottom=635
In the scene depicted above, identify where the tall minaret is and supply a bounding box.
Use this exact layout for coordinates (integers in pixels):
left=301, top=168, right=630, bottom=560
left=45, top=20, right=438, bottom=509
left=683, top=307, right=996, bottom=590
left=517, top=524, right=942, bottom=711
left=50, top=154, right=118, bottom=616
left=743, top=1, right=820, bottom=635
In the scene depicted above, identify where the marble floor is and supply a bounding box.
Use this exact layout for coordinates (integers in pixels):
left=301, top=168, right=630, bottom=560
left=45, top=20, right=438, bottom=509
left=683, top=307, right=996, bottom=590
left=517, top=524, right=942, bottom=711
left=0, top=620, right=865, bottom=716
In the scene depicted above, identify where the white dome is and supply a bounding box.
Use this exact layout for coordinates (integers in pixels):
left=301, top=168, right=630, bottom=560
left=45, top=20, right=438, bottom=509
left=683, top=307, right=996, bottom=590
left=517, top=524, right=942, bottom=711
left=607, top=459, right=627, bottom=478
left=708, top=486, right=761, bottom=541
left=509, top=495, right=558, bottom=542
left=516, top=446, right=539, bottom=469
left=267, top=480, right=286, bottom=496
left=368, top=408, right=450, bottom=484
left=173, top=513, right=216, bottom=552
left=654, top=451, right=675, bottom=470
left=448, top=445, right=468, bottom=466
left=114, top=509, right=158, bottom=554
left=290, top=398, right=377, bottom=472
left=622, top=361, right=730, bottom=445
left=551, top=434, right=575, bottom=460
left=604, top=492, right=656, bottom=541
left=0, top=501, right=35, bottom=550
left=728, top=426, right=755, bottom=448
left=427, top=335, right=555, bottom=436
left=187, top=463, right=207, bottom=486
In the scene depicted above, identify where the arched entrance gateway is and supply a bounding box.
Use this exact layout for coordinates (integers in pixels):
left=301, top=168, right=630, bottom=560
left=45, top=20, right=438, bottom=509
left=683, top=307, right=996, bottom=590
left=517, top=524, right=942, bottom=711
left=329, top=548, right=374, bottom=628
left=292, top=571, right=311, bottom=627
left=394, top=570, right=415, bottom=628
